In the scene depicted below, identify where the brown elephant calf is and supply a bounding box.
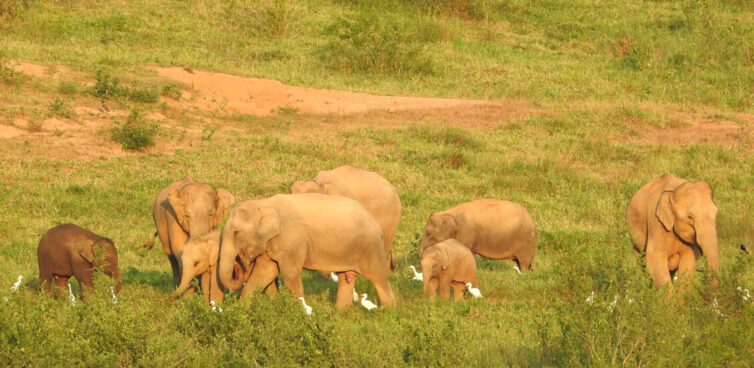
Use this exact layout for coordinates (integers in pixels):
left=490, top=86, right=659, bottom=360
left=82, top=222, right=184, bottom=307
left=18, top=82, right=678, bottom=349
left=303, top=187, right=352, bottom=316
left=421, top=239, right=479, bottom=300
left=37, top=224, right=122, bottom=298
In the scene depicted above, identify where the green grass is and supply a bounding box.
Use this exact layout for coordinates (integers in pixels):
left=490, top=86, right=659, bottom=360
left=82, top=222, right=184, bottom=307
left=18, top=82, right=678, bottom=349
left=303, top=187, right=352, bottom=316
left=0, top=0, right=752, bottom=109
left=1, top=0, right=754, bottom=366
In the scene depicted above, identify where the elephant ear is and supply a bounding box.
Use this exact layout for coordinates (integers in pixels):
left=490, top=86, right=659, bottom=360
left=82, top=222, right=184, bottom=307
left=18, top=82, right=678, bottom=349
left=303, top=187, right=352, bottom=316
left=656, top=191, right=676, bottom=232
left=213, top=188, right=235, bottom=227
left=439, top=213, right=458, bottom=239
left=321, top=182, right=341, bottom=196
left=439, top=248, right=451, bottom=270
left=256, top=207, right=281, bottom=244
left=167, top=189, right=187, bottom=225
left=77, top=241, right=96, bottom=264
left=208, top=241, right=220, bottom=267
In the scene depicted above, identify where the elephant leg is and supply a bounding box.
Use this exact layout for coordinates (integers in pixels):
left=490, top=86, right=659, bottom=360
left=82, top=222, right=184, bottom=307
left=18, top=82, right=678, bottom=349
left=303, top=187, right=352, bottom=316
left=200, top=272, right=211, bottom=304
left=278, top=264, right=304, bottom=299
left=646, top=249, right=671, bottom=288
left=241, top=254, right=279, bottom=299
left=676, top=247, right=697, bottom=285
left=438, top=274, right=452, bottom=299
left=71, top=264, right=94, bottom=295
left=208, top=266, right=224, bottom=304
left=335, top=272, right=356, bottom=307
left=167, top=221, right=188, bottom=288
left=424, top=277, right=438, bottom=297
left=168, top=254, right=181, bottom=289
left=451, top=282, right=465, bottom=300
left=516, top=248, right=535, bottom=271
left=362, top=269, right=395, bottom=307
left=53, top=275, right=69, bottom=298
left=39, top=271, right=53, bottom=295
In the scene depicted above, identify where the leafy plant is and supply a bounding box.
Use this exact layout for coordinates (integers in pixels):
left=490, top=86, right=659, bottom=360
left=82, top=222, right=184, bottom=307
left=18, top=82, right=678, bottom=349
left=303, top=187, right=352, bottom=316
left=48, top=97, right=75, bottom=119
left=111, top=108, right=158, bottom=150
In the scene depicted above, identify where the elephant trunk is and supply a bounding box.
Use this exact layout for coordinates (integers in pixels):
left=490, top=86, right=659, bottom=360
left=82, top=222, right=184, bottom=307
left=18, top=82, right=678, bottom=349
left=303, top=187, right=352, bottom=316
left=222, top=259, right=246, bottom=291
left=173, top=261, right=195, bottom=298
left=697, top=223, right=719, bottom=273
left=218, top=229, right=240, bottom=291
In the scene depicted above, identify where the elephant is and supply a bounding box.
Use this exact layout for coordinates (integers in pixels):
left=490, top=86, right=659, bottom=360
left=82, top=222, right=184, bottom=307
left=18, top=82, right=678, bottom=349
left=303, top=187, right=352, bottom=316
left=290, top=165, right=402, bottom=270
left=420, top=199, right=537, bottom=271
left=421, top=239, right=479, bottom=300
left=37, top=224, right=121, bottom=298
left=626, top=173, right=719, bottom=287
left=172, top=231, right=249, bottom=304
left=218, top=193, right=396, bottom=308
left=144, top=175, right=234, bottom=289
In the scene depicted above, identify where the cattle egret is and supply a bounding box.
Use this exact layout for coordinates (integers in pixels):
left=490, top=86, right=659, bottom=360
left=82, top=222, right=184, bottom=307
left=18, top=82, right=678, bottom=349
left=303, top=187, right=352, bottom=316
left=713, top=297, right=724, bottom=316
left=360, top=294, right=377, bottom=311
left=586, top=291, right=595, bottom=304
left=298, top=297, right=313, bottom=316
left=330, top=272, right=339, bottom=282
left=352, top=288, right=359, bottom=303
left=67, top=283, right=76, bottom=306
left=737, top=287, right=751, bottom=301
left=607, top=295, right=618, bottom=312
left=409, top=266, right=423, bottom=281
left=10, top=275, right=22, bottom=292
left=513, top=266, right=522, bottom=275
left=210, top=300, right=223, bottom=313
left=110, top=287, right=118, bottom=304
left=465, top=283, right=483, bottom=298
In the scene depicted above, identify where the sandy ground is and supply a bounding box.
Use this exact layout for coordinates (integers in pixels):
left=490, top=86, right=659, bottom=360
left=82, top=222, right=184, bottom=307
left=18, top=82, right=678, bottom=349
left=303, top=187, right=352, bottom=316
left=0, top=61, right=751, bottom=160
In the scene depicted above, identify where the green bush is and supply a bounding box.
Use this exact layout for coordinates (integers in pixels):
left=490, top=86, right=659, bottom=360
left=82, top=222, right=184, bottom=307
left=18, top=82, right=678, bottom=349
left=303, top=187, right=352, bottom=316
left=92, top=70, right=181, bottom=103
left=48, top=97, right=75, bottom=119
left=111, top=108, right=158, bottom=150
left=320, top=10, right=437, bottom=75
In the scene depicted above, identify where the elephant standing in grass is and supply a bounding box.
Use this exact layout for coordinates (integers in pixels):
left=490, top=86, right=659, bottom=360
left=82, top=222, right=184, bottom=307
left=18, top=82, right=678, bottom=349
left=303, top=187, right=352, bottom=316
left=626, top=173, right=719, bottom=287
left=290, top=165, right=402, bottom=271
left=421, top=239, right=479, bottom=300
left=218, top=193, right=396, bottom=308
left=38, top=224, right=121, bottom=298
left=172, top=231, right=247, bottom=304
left=420, top=199, right=537, bottom=271
left=145, top=175, right=235, bottom=290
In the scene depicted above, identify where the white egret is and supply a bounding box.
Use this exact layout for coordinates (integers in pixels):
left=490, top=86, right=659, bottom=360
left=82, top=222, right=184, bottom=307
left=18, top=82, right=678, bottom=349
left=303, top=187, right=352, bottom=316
left=330, top=272, right=339, bottom=282
left=210, top=300, right=223, bottom=313
left=298, top=297, right=313, bottom=316
left=110, top=286, right=118, bottom=304
left=360, top=294, right=378, bottom=311
left=67, top=283, right=76, bottom=306
left=513, top=266, right=522, bottom=275
left=408, top=266, right=423, bottom=281
left=352, top=288, right=359, bottom=303
left=586, top=291, right=595, bottom=304
left=10, top=275, right=22, bottom=292
left=465, top=283, right=483, bottom=298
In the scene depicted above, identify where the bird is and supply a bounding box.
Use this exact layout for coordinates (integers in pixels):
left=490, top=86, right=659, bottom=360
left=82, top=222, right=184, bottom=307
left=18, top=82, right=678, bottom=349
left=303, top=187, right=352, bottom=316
left=352, top=288, right=359, bottom=303
left=409, top=266, right=423, bottom=281
left=741, top=244, right=750, bottom=255
left=67, top=283, right=76, bottom=306
left=465, top=283, right=483, bottom=298
left=330, top=272, right=339, bottom=282
left=513, top=265, right=522, bottom=275
left=360, top=294, right=378, bottom=311
left=298, top=297, right=313, bottom=316
left=99, top=98, right=109, bottom=112
left=110, top=286, right=118, bottom=304
left=607, top=295, right=618, bottom=312
left=10, top=275, right=22, bottom=292
left=210, top=300, right=223, bottom=313
left=586, top=291, right=595, bottom=304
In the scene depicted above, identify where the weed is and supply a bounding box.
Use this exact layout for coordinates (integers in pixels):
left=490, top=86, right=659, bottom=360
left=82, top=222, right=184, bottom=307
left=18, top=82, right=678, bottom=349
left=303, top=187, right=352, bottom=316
left=111, top=108, right=158, bottom=150
left=277, top=106, right=298, bottom=115
left=200, top=125, right=218, bottom=141
left=57, top=80, right=79, bottom=95
left=48, top=97, right=75, bottom=119
left=92, top=69, right=122, bottom=99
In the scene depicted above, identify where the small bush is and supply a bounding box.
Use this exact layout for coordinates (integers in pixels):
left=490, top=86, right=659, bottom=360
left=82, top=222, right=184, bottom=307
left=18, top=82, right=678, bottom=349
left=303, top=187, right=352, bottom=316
left=57, top=80, right=80, bottom=95
left=92, top=70, right=180, bottom=103
left=92, top=69, right=122, bottom=99
left=320, top=10, right=436, bottom=75
left=0, top=50, right=23, bottom=86
left=111, top=108, right=158, bottom=150
left=48, top=97, right=75, bottom=119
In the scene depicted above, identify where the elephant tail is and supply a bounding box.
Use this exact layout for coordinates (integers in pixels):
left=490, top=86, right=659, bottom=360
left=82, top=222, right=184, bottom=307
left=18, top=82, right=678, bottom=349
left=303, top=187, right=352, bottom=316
left=140, top=232, right=158, bottom=250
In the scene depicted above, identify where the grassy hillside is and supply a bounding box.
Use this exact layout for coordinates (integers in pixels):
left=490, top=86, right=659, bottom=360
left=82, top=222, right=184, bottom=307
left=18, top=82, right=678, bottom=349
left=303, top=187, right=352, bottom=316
left=1, top=0, right=753, bottom=367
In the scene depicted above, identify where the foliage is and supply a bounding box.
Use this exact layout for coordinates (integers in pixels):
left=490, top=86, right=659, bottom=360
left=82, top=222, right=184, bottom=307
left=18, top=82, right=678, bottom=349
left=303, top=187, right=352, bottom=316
left=111, top=108, right=158, bottom=150
left=47, top=97, right=75, bottom=119
left=92, top=70, right=180, bottom=103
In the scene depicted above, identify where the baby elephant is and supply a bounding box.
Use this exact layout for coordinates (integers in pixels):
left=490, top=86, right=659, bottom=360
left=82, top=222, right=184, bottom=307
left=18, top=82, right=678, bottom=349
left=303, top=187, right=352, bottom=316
left=421, top=239, right=479, bottom=300
left=172, top=231, right=246, bottom=304
left=37, top=224, right=121, bottom=298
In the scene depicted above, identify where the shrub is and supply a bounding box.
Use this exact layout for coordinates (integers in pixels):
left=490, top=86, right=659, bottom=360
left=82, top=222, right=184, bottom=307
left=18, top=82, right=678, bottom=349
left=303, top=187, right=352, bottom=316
left=92, top=69, right=122, bottom=99
left=48, top=97, right=75, bottom=119
left=320, top=10, right=437, bottom=75
left=57, top=80, right=80, bottom=95
left=92, top=70, right=181, bottom=103
left=111, top=108, right=158, bottom=150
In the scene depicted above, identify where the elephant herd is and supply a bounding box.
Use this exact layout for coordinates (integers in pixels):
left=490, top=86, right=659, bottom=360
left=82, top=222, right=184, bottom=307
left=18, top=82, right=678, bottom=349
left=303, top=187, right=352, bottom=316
left=36, top=167, right=720, bottom=309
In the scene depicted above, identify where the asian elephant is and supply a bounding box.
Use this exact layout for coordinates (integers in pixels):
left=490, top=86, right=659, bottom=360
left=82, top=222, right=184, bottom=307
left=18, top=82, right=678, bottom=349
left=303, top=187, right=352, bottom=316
left=218, top=193, right=396, bottom=308
left=144, top=175, right=234, bottom=289
left=172, top=231, right=248, bottom=304
left=420, top=199, right=537, bottom=271
left=37, top=224, right=121, bottom=298
left=421, top=239, right=479, bottom=300
left=290, top=165, right=402, bottom=270
left=626, top=173, right=719, bottom=287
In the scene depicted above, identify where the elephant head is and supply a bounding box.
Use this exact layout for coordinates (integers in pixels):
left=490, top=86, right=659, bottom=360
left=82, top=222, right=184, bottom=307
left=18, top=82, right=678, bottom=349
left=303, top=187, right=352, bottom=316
left=167, top=183, right=235, bottom=238
left=420, top=245, right=450, bottom=275
left=655, top=181, right=719, bottom=272
left=420, top=212, right=457, bottom=253
left=289, top=180, right=323, bottom=194
left=173, top=232, right=247, bottom=297
left=218, top=203, right=280, bottom=290
left=79, top=238, right=122, bottom=293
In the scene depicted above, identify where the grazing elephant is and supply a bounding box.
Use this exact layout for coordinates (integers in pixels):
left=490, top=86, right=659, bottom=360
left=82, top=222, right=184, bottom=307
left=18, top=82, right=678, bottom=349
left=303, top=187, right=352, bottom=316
left=290, top=165, right=402, bottom=270
left=420, top=199, right=537, bottom=271
left=145, top=175, right=234, bottom=289
left=218, top=193, right=396, bottom=308
left=37, top=224, right=121, bottom=298
left=626, top=173, right=719, bottom=287
left=421, top=239, right=479, bottom=300
left=172, top=231, right=248, bottom=304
